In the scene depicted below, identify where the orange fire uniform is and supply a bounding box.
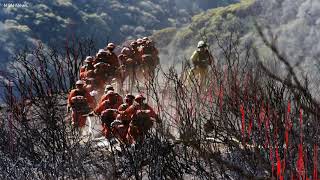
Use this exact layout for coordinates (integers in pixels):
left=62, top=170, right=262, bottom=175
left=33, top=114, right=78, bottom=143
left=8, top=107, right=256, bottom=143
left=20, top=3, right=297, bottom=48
left=121, top=103, right=156, bottom=143
left=68, top=89, right=94, bottom=127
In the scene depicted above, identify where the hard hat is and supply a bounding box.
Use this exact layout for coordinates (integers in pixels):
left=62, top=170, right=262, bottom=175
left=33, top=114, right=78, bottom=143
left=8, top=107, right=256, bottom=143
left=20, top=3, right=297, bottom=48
left=130, top=41, right=138, bottom=47
left=107, top=43, right=116, bottom=50
left=96, top=51, right=103, bottom=58
left=98, top=49, right=105, bottom=53
left=98, top=49, right=108, bottom=56
left=121, top=47, right=131, bottom=55
left=84, top=56, right=93, bottom=63
left=107, top=43, right=115, bottom=47
left=106, top=90, right=115, bottom=96
left=118, top=54, right=128, bottom=60
left=75, top=80, right=84, bottom=85
left=197, top=41, right=207, bottom=48
left=105, top=85, right=114, bottom=92
left=86, top=78, right=95, bottom=82
left=135, top=94, right=146, bottom=101
left=125, top=94, right=135, bottom=100
left=137, top=38, right=143, bottom=45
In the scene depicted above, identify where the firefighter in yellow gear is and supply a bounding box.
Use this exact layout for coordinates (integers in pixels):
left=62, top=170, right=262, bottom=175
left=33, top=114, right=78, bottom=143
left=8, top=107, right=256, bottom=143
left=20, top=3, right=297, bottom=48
left=188, top=41, right=214, bottom=88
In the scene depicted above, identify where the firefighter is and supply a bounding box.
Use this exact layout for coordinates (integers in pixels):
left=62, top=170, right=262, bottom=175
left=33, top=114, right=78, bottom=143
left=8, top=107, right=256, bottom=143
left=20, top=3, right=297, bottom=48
left=120, top=94, right=158, bottom=144
left=118, top=53, right=126, bottom=65
left=144, top=40, right=159, bottom=66
left=80, top=56, right=94, bottom=80
left=130, top=41, right=138, bottom=49
left=93, top=62, right=109, bottom=90
left=136, top=38, right=144, bottom=47
left=130, top=41, right=142, bottom=65
left=80, top=56, right=94, bottom=72
left=84, top=78, right=98, bottom=106
left=93, top=90, right=119, bottom=138
left=118, top=53, right=137, bottom=93
left=84, top=78, right=96, bottom=93
left=118, top=54, right=127, bottom=76
left=189, top=40, right=214, bottom=88
left=118, top=54, right=128, bottom=67
left=119, top=54, right=135, bottom=69
left=67, top=80, right=94, bottom=129
left=105, top=43, right=120, bottom=70
left=93, top=90, right=118, bottom=115
left=98, top=85, right=123, bottom=108
left=82, top=69, right=95, bottom=81
left=122, top=94, right=156, bottom=119
left=111, top=94, right=135, bottom=142
left=118, top=54, right=135, bottom=82
left=140, top=39, right=159, bottom=78
left=94, top=49, right=107, bottom=64
left=117, top=94, right=135, bottom=120
left=149, top=40, right=159, bottom=59
left=142, top=37, right=149, bottom=41
left=117, top=54, right=130, bottom=82
left=141, top=39, right=147, bottom=47
left=120, top=47, right=131, bottom=57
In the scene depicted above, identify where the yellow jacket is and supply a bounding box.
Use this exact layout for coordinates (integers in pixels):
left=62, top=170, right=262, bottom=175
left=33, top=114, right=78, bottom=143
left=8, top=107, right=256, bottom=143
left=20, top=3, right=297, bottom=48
left=190, top=49, right=213, bottom=68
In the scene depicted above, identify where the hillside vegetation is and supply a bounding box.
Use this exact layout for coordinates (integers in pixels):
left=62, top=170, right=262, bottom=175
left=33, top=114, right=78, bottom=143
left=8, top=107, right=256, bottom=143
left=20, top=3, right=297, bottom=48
left=152, top=0, right=257, bottom=61
left=0, top=0, right=237, bottom=64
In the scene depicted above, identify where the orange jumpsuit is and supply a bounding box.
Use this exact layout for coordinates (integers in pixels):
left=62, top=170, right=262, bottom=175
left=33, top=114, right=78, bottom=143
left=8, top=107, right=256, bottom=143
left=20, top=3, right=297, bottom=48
left=113, top=103, right=132, bottom=141
left=122, top=103, right=156, bottom=143
left=106, top=51, right=120, bottom=68
left=79, top=64, right=94, bottom=80
left=98, top=93, right=123, bottom=109
left=94, top=100, right=118, bottom=115
left=68, top=89, right=94, bottom=127
left=94, top=100, right=119, bottom=138
left=84, top=84, right=97, bottom=106
left=84, top=84, right=94, bottom=93
left=123, top=103, right=156, bottom=119
left=117, top=103, right=132, bottom=123
left=141, top=44, right=159, bottom=67
left=130, top=48, right=142, bottom=65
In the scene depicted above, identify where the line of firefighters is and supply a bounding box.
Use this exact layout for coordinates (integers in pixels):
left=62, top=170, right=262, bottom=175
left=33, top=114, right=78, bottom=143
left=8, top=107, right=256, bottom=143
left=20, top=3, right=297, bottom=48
left=78, top=37, right=159, bottom=92
left=67, top=37, right=160, bottom=144
left=67, top=39, right=214, bottom=144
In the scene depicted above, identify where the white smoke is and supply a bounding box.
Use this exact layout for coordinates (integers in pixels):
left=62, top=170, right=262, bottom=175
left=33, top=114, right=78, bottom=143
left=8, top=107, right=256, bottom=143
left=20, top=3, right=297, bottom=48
left=156, top=0, right=320, bottom=94
left=257, top=0, right=320, bottom=60
left=254, top=0, right=320, bottom=96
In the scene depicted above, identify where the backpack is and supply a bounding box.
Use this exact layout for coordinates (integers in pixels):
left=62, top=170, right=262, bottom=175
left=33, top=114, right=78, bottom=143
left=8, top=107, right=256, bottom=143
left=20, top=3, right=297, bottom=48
left=142, top=44, right=153, bottom=55
left=70, top=95, right=90, bottom=114
left=130, top=103, right=153, bottom=130
left=197, top=50, right=211, bottom=67
left=101, top=108, right=117, bottom=127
